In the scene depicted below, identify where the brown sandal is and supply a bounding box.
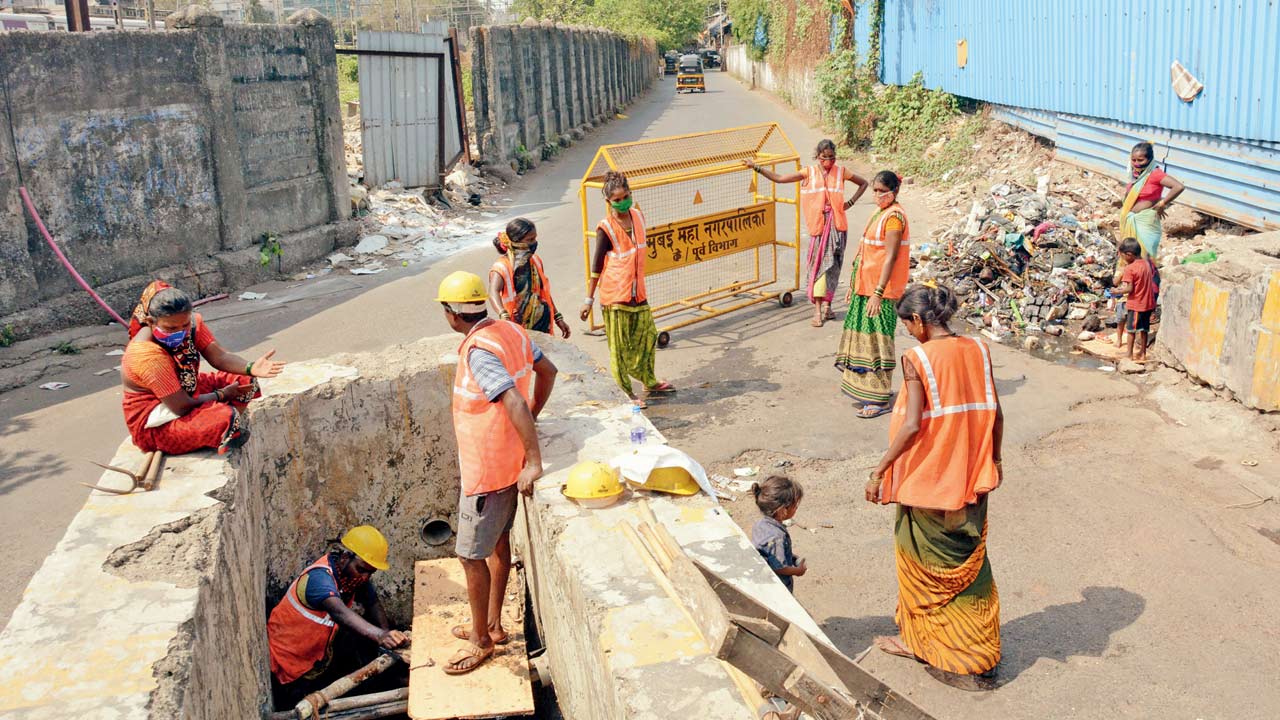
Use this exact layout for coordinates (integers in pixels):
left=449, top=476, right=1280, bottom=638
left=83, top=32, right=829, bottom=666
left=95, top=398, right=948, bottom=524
left=451, top=624, right=510, bottom=646
left=443, top=642, right=496, bottom=675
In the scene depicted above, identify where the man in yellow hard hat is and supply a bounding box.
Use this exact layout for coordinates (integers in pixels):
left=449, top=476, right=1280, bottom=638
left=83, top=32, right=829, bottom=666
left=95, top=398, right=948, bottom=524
left=438, top=271, right=557, bottom=675
left=267, top=525, right=407, bottom=704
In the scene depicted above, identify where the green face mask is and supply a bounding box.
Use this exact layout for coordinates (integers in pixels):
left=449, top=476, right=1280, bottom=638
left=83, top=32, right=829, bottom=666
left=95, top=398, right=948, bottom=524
left=611, top=197, right=634, bottom=213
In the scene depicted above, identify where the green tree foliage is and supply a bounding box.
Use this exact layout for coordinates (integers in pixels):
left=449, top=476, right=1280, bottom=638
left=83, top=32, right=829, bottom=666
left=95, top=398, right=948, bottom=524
left=511, top=0, right=707, bottom=52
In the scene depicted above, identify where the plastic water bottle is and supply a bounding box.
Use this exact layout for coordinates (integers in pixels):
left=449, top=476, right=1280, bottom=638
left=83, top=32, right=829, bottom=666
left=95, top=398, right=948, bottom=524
left=629, top=405, right=647, bottom=446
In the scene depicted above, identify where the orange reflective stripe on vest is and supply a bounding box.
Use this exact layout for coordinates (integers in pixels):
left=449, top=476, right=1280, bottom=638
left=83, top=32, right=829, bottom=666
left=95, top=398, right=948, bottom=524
left=490, top=255, right=557, bottom=321
left=800, top=165, right=848, bottom=236
left=880, top=336, right=1000, bottom=511
left=597, top=208, right=648, bottom=306
left=453, top=320, right=535, bottom=496
left=267, top=554, right=350, bottom=684
left=854, top=204, right=911, bottom=300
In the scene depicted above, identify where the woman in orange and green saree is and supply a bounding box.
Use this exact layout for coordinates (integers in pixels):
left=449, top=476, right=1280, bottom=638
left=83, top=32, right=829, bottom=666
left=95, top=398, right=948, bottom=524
left=864, top=283, right=1004, bottom=690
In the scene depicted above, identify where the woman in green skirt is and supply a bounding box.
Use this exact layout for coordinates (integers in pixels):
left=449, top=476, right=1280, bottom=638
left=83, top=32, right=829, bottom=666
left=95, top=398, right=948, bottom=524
left=836, top=171, right=911, bottom=418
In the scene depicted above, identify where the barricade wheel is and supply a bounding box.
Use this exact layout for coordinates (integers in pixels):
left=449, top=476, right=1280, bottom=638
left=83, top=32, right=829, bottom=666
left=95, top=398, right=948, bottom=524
left=779, top=292, right=794, bottom=308
left=657, top=331, right=671, bottom=349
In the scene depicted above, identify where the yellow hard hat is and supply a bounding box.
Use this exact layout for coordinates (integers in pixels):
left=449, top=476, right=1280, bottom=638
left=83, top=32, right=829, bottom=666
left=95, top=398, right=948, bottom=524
left=635, top=466, right=700, bottom=496
left=561, top=461, right=624, bottom=507
left=435, top=271, right=487, bottom=304
left=340, top=525, right=390, bottom=570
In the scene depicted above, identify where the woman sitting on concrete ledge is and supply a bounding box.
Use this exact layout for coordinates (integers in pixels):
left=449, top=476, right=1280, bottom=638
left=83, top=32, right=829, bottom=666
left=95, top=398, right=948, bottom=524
left=120, top=281, right=285, bottom=455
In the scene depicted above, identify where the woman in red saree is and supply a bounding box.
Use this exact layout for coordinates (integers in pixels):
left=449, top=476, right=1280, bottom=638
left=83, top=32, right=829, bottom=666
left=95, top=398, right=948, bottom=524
left=121, top=282, right=285, bottom=455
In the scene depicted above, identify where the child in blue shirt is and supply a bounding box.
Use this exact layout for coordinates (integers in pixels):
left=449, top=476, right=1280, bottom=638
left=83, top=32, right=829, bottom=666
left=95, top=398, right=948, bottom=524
left=750, top=476, right=806, bottom=592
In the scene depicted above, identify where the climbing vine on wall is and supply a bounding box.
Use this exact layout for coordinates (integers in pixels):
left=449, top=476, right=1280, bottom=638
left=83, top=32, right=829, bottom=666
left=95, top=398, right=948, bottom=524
left=729, top=0, right=831, bottom=66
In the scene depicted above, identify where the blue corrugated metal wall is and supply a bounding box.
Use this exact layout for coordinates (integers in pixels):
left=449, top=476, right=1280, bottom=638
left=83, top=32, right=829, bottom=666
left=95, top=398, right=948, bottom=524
left=882, top=0, right=1280, bottom=143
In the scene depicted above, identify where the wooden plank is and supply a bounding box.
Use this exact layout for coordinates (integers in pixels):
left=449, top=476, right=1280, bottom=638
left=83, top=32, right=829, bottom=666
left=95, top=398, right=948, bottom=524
left=633, top=520, right=735, bottom=657
left=718, top=623, right=861, bottom=720
left=691, top=558, right=936, bottom=720
left=728, top=612, right=784, bottom=646
left=693, top=558, right=791, bottom=637
left=407, top=559, right=534, bottom=720
left=778, top=626, right=844, bottom=690
left=813, top=642, right=936, bottom=720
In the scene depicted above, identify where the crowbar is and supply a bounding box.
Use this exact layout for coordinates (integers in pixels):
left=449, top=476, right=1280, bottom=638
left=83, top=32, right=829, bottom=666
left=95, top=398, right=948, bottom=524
left=82, top=451, right=163, bottom=495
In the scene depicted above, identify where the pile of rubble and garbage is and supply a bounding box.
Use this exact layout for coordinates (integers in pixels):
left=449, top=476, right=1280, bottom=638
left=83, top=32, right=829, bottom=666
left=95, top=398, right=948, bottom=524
left=331, top=117, right=509, bottom=277
left=910, top=119, right=1251, bottom=358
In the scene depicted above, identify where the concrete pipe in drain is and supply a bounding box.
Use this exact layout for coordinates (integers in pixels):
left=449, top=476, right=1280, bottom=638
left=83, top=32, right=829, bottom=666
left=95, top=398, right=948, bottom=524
left=420, top=517, right=455, bottom=546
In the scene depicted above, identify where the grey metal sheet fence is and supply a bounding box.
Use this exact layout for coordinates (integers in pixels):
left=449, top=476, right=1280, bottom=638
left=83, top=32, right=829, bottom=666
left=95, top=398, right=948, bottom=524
left=358, top=25, right=462, bottom=188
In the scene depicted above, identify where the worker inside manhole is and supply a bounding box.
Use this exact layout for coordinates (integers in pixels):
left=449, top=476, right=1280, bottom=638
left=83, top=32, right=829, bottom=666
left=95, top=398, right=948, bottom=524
left=266, top=525, right=410, bottom=713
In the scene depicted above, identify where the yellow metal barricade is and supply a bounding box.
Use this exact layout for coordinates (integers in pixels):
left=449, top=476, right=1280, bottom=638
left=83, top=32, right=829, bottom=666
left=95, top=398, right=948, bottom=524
left=579, top=123, right=801, bottom=346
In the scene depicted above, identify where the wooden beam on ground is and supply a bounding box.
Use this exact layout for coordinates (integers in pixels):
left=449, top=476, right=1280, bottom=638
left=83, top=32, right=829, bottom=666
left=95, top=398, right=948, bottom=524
left=690, top=557, right=936, bottom=720
left=407, top=559, right=534, bottom=719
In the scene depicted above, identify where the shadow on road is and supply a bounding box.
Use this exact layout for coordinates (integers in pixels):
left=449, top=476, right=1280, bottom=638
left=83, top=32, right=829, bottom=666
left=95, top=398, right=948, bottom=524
left=997, top=585, right=1145, bottom=682
left=0, top=415, right=69, bottom=496
left=819, top=585, right=1145, bottom=686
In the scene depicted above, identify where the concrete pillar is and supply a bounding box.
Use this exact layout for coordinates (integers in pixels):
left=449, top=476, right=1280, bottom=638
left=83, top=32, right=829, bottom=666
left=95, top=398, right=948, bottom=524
left=290, top=13, right=349, bottom=225
left=575, top=30, right=589, bottom=127
left=593, top=32, right=606, bottom=123
left=535, top=22, right=554, bottom=145
left=188, top=25, right=253, bottom=252
left=469, top=27, right=490, bottom=155
left=551, top=26, right=569, bottom=135
left=486, top=25, right=515, bottom=162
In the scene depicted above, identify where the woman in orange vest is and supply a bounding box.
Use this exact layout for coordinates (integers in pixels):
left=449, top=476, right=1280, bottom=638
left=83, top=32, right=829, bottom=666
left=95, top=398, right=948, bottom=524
left=836, top=170, right=911, bottom=417
left=579, top=170, right=674, bottom=407
left=744, top=139, right=869, bottom=327
left=487, top=218, right=571, bottom=338
left=865, top=283, right=1004, bottom=690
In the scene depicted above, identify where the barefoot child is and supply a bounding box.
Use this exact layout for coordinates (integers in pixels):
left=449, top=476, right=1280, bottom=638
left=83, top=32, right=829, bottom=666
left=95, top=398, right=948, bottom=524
left=1111, top=237, right=1158, bottom=361
left=750, top=476, right=806, bottom=592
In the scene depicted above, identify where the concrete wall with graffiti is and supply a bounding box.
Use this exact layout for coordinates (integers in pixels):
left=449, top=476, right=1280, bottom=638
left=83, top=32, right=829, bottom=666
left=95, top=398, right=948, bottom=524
left=0, top=12, right=354, bottom=340
left=1158, top=232, right=1280, bottom=412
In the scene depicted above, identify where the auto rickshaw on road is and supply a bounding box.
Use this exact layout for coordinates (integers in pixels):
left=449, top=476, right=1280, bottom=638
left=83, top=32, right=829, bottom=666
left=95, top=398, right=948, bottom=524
left=676, top=53, right=705, bottom=93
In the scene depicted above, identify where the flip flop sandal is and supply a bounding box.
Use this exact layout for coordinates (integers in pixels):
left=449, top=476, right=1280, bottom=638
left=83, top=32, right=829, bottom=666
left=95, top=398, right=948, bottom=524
left=810, top=318, right=825, bottom=327
left=646, top=382, right=676, bottom=393
left=857, top=404, right=891, bottom=419
left=443, top=643, right=496, bottom=676
left=451, top=624, right=510, bottom=646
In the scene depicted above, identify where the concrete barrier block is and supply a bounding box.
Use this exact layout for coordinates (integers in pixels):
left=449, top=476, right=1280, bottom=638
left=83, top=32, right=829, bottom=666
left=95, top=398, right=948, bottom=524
left=1158, top=231, right=1280, bottom=411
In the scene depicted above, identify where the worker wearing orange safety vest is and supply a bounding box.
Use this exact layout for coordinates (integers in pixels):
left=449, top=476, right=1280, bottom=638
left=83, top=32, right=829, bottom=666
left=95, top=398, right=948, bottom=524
left=266, top=525, right=407, bottom=703
left=439, top=270, right=557, bottom=676
left=486, top=217, right=571, bottom=338
left=836, top=170, right=912, bottom=416
left=864, top=283, right=1004, bottom=683
left=579, top=170, right=674, bottom=406
left=744, top=139, right=869, bottom=327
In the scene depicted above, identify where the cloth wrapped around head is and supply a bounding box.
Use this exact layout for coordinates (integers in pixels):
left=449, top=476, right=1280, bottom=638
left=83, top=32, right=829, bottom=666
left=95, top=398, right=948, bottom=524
left=129, top=280, right=173, bottom=339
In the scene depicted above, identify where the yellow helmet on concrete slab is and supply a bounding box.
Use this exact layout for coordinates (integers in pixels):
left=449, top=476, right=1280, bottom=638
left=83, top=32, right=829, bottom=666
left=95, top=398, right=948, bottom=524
left=340, top=525, right=390, bottom=570
left=562, top=461, right=624, bottom=508
left=636, top=466, right=700, bottom=496
left=436, top=271, right=487, bottom=304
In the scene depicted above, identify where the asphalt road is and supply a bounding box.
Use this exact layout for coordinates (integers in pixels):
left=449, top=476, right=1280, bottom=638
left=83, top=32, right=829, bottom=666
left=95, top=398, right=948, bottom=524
left=3, top=69, right=1279, bottom=718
